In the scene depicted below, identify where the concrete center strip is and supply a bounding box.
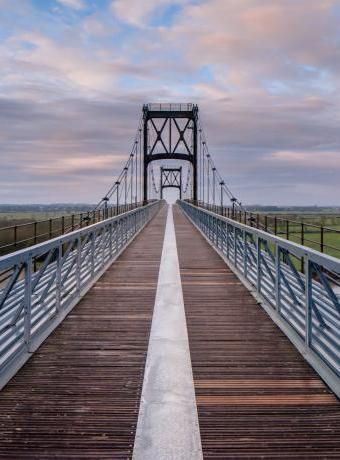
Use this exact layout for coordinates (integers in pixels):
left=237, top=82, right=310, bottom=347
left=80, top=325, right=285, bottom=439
left=133, top=205, right=203, bottom=460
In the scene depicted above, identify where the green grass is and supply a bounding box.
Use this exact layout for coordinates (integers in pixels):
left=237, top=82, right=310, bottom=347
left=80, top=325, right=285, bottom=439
left=287, top=231, right=340, bottom=259
left=0, top=211, right=74, bottom=225
left=251, top=213, right=340, bottom=260
left=0, top=211, right=85, bottom=256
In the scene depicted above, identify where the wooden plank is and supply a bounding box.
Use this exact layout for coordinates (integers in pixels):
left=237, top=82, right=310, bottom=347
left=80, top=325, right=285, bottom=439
left=173, top=205, right=340, bottom=459
left=0, top=207, right=167, bottom=459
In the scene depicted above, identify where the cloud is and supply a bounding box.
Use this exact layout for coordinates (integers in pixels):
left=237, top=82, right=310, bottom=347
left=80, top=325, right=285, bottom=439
left=266, top=150, right=340, bottom=169
left=56, top=0, right=85, bottom=10
left=0, top=0, right=340, bottom=205
left=110, top=0, right=187, bottom=27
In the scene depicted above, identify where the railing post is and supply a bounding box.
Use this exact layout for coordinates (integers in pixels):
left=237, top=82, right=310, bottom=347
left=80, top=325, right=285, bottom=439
left=56, top=242, right=62, bottom=313
left=109, top=222, right=113, bottom=256
left=217, top=218, right=221, bottom=249
left=301, top=222, right=305, bottom=273
left=116, top=219, right=120, bottom=250
left=33, top=222, right=37, bottom=272
left=14, top=225, right=17, bottom=249
left=77, top=235, right=81, bottom=293
left=286, top=220, right=289, bottom=240
left=275, top=244, right=281, bottom=313
left=234, top=226, right=237, bottom=267
left=102, top=226, right=106, bottom=266
left=226, top=223, right=230, bottom=259
left=321, top=226, right=324, bottom=253
left=24, top=255, right=32, bottom=351
left=304, top=256, right=312, bottom=347
left=243, top=230, right=247, bottom=278
left=91, top=231, right=95, bottom=277
left=256, top=236, right=261, bottom=293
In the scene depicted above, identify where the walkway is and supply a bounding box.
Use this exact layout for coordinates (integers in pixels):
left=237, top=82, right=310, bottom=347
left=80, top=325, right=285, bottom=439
left=0, top=204, right=339, bottom=459
left=173, top=205, right=340, bottom=459
left=0, top=207, right=167, bottom=459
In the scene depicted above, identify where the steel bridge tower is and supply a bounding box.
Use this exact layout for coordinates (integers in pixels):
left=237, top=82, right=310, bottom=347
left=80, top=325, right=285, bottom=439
left=160, top=166, right=182, bottom=200
left=142, top=103, right=198, bottom=202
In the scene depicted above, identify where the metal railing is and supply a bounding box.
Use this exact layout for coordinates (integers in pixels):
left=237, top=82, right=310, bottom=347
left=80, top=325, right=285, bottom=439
left=0, top=201, right=152, bottom=257
left=146, top=103, right=194, bottom=111
left=188, top=201, right=340, bottom=261
left=179, top=200, right=340, bottom=397
left=0, top=200, right=163, bottom=389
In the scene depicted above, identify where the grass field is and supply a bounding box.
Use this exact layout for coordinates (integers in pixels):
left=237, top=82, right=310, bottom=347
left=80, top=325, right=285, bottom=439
left=251, top=212, right=340, bottom=259
left=0, top=211, right=85, bottom=255
left=0, top=211, right=76, bottom=226
left=0, top=210, right=339, bottom=260
left=286, top=231, right=340, bottom=259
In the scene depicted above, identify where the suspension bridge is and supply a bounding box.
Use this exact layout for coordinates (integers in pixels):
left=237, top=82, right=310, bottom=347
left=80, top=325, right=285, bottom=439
left=0, top=103, right=339, bottom=459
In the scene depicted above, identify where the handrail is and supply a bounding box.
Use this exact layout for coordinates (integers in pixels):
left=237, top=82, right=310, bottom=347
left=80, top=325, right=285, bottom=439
left=178, top=200, right=340, bottom=397
left=0, top=200, right=164, bottom=389
left=146, top=103, right=194, bottom=111
left=187, top=200, right=340, bottom=259
left=0, top=201, right=154, bottom=257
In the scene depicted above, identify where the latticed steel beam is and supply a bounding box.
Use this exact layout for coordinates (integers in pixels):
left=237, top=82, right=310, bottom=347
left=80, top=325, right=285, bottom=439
left=143, top=103, right=198, bottom=202
left=160, top=167, right=182, bottom=199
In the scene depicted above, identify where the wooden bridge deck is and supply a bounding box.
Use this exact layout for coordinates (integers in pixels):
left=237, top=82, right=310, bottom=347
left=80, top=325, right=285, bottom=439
left=0, top=204, right=339, bottom=459
left=0, top=207, right=167, bottom=459
left=173, top=205, right=340, bottom=459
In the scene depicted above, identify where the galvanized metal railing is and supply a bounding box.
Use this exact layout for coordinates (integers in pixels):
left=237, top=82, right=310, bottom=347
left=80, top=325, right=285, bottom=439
left=0, top=200, right=163, bottom=389
left=179, top=200, right=340, bottom=397
left=0, top=201, right=153, bottom=257
left=187, top=200, right=340, bottom=260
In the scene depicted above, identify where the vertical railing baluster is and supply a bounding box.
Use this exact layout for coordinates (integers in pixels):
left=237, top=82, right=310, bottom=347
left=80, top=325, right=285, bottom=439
left=77, top=235, right=81, bottom=293
left=56, top=243, right=62, bottom=313
left=91, top=231, right=95, bottom=276
left=304, top=256, right=312, bottom=347
left=234, top=226, right=237, bottom=267
left=243, top=230, right=247, bottom=278
left=14, top=225, right=17, bottom=249
left=109, top=222, right=113, bottom=256
left=226, top=223, right=230, bottom=259
left=301, top=222, right=305, bottom=273
left=275, top=244, right=281, bottom=313
left=286, top=220, right=289, bottom=240
left=256, top=236, right=261, bottom=293
left=24, top=256, right=32, bottom=351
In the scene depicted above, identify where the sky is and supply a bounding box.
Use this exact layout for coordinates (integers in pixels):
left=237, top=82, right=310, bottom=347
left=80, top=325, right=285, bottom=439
left=1, top=0, right=340, bottom=205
